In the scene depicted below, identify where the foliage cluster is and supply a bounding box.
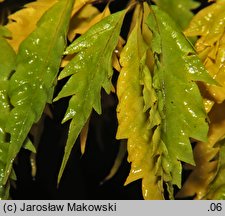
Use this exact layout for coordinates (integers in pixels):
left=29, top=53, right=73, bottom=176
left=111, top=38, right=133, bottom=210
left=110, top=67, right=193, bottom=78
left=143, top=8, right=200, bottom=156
left=0, top=0, right=225, bottom=199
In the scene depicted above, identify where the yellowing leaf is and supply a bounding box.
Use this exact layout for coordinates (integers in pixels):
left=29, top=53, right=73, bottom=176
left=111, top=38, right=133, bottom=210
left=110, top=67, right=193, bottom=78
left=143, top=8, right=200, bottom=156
left=5, top=0, right=96, bottom=52
left=177, top=102, right=225, bottom=199
left=68, top=4, right=109, bottom=42
left=80, top=116, right=90, bottom=155
left=146, top=6, right=215, bottom=194
left=54, top=10, right=127, bottom=183
left=101, top=140, right=127, bottom=184
left=3, top=0, right=75, bottom=184
left=184, top=0, right=225, bottom=104
left=72, top=0, right=95, bottom=15
left=117, top=4, right=163, bottom=200
left=5, top=0, right=57, bottom=52
left=204, top=141, right=225, bottom=200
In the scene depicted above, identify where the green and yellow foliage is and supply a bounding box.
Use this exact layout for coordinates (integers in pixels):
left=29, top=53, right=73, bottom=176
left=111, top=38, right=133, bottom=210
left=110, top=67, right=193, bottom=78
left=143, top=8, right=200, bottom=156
left=0, top=0, right=225, bottom=199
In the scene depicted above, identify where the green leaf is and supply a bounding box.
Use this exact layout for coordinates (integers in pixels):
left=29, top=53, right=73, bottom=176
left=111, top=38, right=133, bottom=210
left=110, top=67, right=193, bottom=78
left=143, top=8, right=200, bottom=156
left=54, top=9, right=126, bottom=183
left=0, top=27, right=16, bottom=199
left=23, top=138, right=36, bottom=153
left=3, top=0, right=75, bottom=184
left=146, top=6, right=215, bottom=190
left=5, top=0, right=58, bottom=52
left=0, top=26, right=11, bottom=38
left=153, top=0, right=200, bottom=30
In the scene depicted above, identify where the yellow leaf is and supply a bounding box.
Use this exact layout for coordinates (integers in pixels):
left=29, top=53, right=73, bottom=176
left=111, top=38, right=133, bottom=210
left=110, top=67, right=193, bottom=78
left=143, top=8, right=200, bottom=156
left=5, top=0, right=93, bottom=52
left=112, top=36, right=125, bottom=72
left=101, top=140, right=127, bottom=184
left=177, top=102, right=225, bottom=199
left=68, top=4, right=109, bottom=42
left=5, top=0, right=58, bottom=52
left=177, top=1, right=225, bottom=199
left=116, top=4, right=163, bottom=200
left=61, top=53, right=75, bottom=68
left=80, top=117, right=90, bottom=155
left=72, top=0, right=95, bottom=15
left=185, top=1, right=225, bottom=104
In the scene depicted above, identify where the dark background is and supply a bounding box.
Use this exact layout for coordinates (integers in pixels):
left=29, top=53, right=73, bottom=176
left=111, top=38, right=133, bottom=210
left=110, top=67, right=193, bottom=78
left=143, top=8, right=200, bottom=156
left=0, top=0, right=212, bottom=200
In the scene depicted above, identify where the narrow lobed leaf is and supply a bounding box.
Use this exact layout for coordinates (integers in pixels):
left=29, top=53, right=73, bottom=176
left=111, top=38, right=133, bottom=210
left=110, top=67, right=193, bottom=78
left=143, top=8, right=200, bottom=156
left=54, top=9, right=127, bottom=183
left=184, top=0, right=225, bottom=104
left=176, top=0, right=225, bottom=200
left=176, top=102, right=225, bottom=199
left=3, top=0, right=75, bottom=184
left=146, top=5, right=215, bottom=191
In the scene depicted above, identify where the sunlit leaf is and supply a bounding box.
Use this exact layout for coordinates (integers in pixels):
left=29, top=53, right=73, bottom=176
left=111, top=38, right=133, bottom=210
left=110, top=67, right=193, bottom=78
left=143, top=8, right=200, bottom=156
left=54, top=9, right=127, bottom=183
left=146, top=5, right=215, bottom=194
left=3, top=0, right=75, bottom=184
left=184, top=0, right=225, bottom=104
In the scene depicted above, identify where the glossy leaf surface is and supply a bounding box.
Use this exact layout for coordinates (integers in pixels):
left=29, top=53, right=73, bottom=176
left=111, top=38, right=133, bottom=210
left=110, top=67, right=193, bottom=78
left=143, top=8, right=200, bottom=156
left=146, top=6, right=215, bottom=191
left=68, top=4, right=103, bottom=42
left=5, top=0, right=57, bottom=52
left=176, top=0, right=225, bottom=200
left=54, top=10, right=126, bottom=183
left=3, top=0, right=75, bottom=184
left=184, top=0, right=225, bottom=104
left=177, top=103, right=225, bottom=199
left=117, top=3, right=163, bottom=199
left=153, top=0, right=199, bottom=29
left=0, top=27, right=16, bottom=199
